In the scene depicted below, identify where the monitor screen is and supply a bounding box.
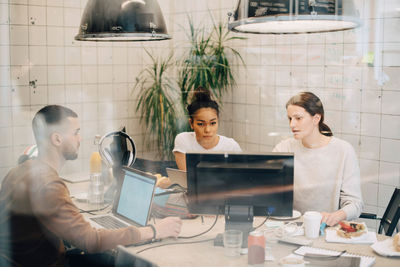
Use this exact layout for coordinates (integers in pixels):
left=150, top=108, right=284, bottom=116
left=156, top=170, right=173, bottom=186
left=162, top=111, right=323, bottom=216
left=186, top=152, right=294, bottom=217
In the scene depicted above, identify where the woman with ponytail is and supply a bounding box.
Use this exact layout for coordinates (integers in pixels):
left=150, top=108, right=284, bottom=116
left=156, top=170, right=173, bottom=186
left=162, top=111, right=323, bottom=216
left=173, top=88, right=241, bottom=170
left=273, top=92, right=363, bottom=226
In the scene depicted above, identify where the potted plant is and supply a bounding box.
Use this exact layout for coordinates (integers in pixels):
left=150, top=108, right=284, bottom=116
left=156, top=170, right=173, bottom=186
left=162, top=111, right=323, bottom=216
left=134, top=17, right=245, bottom=160
left=133, top=50, right=180, bottom=160
left=177, top=17, right=245, bottom=131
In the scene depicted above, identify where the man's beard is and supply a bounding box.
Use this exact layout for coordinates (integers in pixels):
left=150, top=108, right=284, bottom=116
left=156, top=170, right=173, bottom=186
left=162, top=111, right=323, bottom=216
left=63, top=150, right=78, bottom=160
left=62, top=144, right=79, bottom=160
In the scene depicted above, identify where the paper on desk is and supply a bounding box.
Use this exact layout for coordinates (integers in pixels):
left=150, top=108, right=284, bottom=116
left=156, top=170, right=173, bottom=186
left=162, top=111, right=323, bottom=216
left=293, top=246, right=376, bottom=267
left=325, top=229, right=377, bottom=244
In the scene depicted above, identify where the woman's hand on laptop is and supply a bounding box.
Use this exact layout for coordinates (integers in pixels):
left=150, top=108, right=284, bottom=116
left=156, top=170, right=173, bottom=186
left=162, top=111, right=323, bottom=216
left=155, top=217, right=182, bottom=239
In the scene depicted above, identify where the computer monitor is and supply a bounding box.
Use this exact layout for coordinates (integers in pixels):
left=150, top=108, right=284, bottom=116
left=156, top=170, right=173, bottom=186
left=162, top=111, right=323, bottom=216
left=186, top=152, right=294, bottom=247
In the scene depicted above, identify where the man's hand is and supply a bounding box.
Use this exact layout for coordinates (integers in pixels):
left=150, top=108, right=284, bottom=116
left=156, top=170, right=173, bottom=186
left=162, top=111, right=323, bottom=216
left=155, top=217, right=182, bottom=239
left=321, top=210, right=347, bottom=226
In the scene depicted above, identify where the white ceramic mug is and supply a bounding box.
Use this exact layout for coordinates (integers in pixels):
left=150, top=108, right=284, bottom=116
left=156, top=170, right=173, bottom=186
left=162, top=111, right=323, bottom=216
left=303, top=211, right=322, bottom=239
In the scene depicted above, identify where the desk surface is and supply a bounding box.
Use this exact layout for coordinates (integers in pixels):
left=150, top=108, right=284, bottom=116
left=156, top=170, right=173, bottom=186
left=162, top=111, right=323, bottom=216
left=67, top=181, right=399, bottom=267
left=127, top=216, right=399, bottom=267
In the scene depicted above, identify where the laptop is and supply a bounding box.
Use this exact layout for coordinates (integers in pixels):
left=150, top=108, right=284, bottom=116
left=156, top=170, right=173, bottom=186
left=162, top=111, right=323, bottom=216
left=89, top=167, right=157, bottom=229
left=166, top=168, right=187, bottom=188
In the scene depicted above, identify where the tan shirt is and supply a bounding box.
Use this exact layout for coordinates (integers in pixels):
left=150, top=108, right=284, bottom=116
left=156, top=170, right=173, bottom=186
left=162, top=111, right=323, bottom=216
left=0, top=159, right=142, bottom=266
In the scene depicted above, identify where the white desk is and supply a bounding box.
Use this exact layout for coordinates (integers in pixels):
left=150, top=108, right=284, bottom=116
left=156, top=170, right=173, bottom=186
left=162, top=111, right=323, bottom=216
left=127, top=216, right=400, bottom=267
left=67, top=181, right=399, bottom=266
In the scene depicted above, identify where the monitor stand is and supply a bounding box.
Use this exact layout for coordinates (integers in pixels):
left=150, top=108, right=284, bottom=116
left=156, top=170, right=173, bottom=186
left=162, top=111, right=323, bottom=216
left=214, top=205, right=254, bottom=248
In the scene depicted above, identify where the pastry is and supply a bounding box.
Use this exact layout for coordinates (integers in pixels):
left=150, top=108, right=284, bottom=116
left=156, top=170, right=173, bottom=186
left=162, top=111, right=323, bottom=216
left=393, top=233, right=400, bottom=252
left=337, top=221, right=367, bottom=238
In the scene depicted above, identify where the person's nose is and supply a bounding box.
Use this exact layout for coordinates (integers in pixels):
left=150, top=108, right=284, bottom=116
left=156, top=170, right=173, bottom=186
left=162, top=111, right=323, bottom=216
left=289, top=119, right=296, bottom=128
left=204, top=124, right=210, bottom=133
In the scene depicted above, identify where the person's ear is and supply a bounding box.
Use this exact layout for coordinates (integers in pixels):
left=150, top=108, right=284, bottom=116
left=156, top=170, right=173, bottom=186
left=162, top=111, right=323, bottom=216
left=313, top=114, right=321, bottom=126
left=189, top=118, right=193, bottom=129
left=50, top=132, right=63, bottom=147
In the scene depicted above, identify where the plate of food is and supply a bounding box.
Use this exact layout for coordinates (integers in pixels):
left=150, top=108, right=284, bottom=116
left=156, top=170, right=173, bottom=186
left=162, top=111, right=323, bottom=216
left=337, top=221, right=367, bottom=238
left=271, top=210, right=301, bottom=221
left=325, top=221, right=377, bottom=244
left=371, top=233, right=400, bottom=257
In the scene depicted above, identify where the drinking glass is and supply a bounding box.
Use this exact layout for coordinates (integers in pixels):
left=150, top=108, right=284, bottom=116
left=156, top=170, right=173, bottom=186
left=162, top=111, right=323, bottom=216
left=223, top=230, right=243, bottom=257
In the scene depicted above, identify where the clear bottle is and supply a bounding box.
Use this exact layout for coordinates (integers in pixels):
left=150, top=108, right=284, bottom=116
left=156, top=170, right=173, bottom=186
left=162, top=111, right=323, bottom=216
left=89, top=135, right=104, bottom=206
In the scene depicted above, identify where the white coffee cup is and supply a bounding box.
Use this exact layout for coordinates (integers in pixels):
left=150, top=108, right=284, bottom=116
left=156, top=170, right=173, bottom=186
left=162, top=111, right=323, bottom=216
left=303, top=211, right=322, bottom=239
left=279, top=257, right=307, bottom=267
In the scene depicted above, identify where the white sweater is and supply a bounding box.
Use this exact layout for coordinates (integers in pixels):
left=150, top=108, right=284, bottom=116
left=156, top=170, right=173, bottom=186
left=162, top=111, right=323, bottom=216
left=273, top=137, right=363, bottom=220
left=173, top=132, right=241, bottom=153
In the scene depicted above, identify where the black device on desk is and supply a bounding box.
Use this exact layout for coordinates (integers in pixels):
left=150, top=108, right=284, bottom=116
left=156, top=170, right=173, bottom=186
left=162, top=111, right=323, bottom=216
left=186, top=152, right=294, bottom=247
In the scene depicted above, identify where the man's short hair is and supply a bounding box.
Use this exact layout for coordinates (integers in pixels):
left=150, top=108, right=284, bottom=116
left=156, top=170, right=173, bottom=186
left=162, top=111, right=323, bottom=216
left=32, top=105, right=77, bottom=145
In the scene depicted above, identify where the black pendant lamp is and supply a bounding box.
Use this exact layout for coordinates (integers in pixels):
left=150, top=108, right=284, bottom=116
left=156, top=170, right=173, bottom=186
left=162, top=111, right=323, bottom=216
left=75, top=0, right=171, bottom=41
left=228, top=0, right=361, bottom=34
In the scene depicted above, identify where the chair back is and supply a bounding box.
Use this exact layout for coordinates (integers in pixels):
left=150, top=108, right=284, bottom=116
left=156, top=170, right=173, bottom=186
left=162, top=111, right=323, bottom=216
left=379, top=188, right=400, bottom=236
left=115, top=245, right=158, bottom=267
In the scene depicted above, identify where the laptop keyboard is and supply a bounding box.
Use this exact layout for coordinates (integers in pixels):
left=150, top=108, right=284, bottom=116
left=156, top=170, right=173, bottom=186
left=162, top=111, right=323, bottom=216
left=90, top=216, right=128, bottom=229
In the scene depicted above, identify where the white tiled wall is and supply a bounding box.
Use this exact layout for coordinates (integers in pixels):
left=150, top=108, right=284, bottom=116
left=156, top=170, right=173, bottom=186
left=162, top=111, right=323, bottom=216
left=165, top=0, right=400, bottom=230
left=0, top=0, right=152, bottom=178
left=0, top=0, right=399, bottom=230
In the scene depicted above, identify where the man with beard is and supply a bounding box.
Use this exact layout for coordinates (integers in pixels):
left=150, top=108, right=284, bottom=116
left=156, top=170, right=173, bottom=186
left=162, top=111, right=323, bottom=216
left=0, top=105, right=182, bottom=266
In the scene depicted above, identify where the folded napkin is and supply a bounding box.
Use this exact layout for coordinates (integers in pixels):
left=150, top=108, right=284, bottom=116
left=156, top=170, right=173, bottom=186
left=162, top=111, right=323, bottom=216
left=325, top=229, right=377, bottom=244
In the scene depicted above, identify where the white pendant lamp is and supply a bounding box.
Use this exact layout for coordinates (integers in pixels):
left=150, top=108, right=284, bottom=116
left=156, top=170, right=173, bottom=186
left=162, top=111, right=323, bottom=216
left=228, top=0, right=361, bottom=34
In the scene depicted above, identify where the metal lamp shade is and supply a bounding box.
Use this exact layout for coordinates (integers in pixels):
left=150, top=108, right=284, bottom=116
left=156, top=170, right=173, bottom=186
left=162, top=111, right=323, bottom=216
left=228, top=0, right=361, bottom=34
left=75, top=0, right=171, bottom=41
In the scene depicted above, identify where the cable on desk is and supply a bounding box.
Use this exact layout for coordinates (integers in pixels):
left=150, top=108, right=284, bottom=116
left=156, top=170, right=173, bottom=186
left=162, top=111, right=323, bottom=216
left=154, top=184, right=187, bottom=197
left=79, top=203, right=112, bottom=215
left=136, top=238, right=215, bottom=254
left=177, top=215, right=218, bottom=239
left=253, top=213, right=271, bottom=230
left=154, top=189, right=186, bottom=197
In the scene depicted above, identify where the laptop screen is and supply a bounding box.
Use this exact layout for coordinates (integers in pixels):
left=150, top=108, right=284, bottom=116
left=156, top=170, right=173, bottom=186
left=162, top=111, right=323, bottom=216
left=115, top=168, right=156, bottom=226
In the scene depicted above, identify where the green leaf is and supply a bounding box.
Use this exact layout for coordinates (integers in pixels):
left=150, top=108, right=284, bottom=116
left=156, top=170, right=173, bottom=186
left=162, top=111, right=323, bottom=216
left=133, top=50, right=180, bottom=160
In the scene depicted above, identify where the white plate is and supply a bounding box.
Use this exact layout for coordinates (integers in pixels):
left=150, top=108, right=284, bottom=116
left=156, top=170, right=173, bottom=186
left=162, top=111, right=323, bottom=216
left=271, top=210, right=301, bottom=221
left=325, top=228, right=377, bottom=244
left=371, top=238, right=400, bottom=257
